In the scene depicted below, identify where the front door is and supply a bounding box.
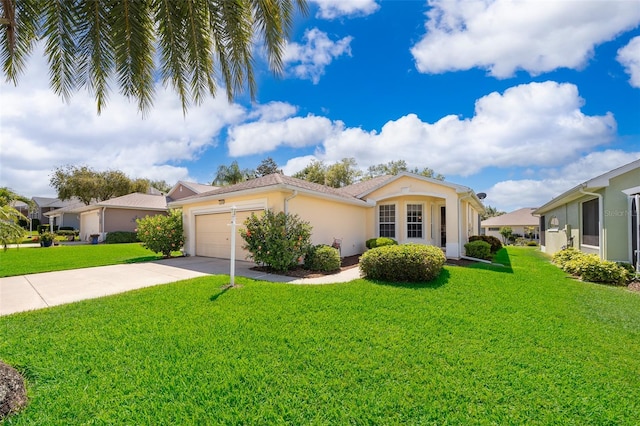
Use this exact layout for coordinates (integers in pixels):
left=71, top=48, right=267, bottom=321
left=440, top=206, right=446, bottom=247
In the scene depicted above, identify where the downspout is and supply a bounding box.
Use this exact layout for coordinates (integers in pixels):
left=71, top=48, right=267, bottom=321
left=579, top=187, right=604, bottom=259
left=458, top=192, right=473, bottom=259
left=101, top=207, right=106, bottom=240
left=284, top=190, right=298, bottom=215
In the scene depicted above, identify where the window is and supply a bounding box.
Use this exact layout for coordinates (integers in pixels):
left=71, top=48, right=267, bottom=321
left=379, top=205, right=395, bottom=238
left=540, top=215, right=546, bottom=246
left=488, top=227, right=500, bottom=231
left=582, top=198, right=599, bottom=246
left=407, top=204, right=423, bottom=238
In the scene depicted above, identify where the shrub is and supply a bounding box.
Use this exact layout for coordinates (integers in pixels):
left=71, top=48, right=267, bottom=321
left=136, top=210, right=183, bottom=258
left=551, top=247, right=584, bottom=268
left=360, top=244, right=445, bottom=282
left=526, top=240, right=538, bottom=247
left=468, top=235, right=502, bottom=253
left=304, top=244, right=341, bottom=272
left=240, top=210, right=312, bottom=272
left=105, top=231, right=139, bottom=244
left=579, top=258, right=628, bottom=286
left=37, top=224, right=50, bottom=234
left=464, top=240, right=491, bottom=260
left=59, top=226, right=75, bottom=231
left=365, top=237, right=398, bottom=249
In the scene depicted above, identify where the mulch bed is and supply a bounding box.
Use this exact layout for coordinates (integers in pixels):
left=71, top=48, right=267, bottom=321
left=251, top=254, right=361, bottom=278
left=628, top=281, right=640, bottom=293
left=0, top=361, right=27, bottom=420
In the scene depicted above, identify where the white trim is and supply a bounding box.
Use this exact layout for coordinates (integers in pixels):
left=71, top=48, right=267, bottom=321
left=622, top=185, right=640, bottom=196
left=369, top=190, right=448, bottom=203
left=405, top=201, right=427, bottom=243
left=377, top=202, right=398, bottom=239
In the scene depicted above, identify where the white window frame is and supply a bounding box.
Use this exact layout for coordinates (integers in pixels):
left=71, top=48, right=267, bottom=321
left=378, top=203, right=397, bottom=238
left=406, top=203, right=424, bottom=240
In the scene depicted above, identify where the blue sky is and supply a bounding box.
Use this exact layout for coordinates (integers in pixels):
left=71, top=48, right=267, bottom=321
left=1, top=0, right=639, bottom=211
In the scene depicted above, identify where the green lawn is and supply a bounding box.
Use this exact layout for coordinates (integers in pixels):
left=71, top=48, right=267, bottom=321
left=0, top=243, right=168, bottom=277
left=1, top=248, right=639, bottom=424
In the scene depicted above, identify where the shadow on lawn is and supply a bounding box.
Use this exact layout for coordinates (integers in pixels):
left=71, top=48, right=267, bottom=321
left=370, top=269, right=450, bottom=289
left=468, top=248, right=514, bottom=274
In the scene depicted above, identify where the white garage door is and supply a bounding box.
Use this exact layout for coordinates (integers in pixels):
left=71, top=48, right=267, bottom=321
left=195, top=210, right=261, bottom=260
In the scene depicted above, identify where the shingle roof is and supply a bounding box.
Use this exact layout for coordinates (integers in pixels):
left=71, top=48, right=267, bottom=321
left=481, top=208, right=539, bottom=227
left=338, top=175, right=394, bottom=197
left=98, top=193, right=168, bottom=209
left=187, top=173, right=357, bottom=201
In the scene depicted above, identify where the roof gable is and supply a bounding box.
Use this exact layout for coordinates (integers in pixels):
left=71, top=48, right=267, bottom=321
left=481, top=208, right=538, bottom=227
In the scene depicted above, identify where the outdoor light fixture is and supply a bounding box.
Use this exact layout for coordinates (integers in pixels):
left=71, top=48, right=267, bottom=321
left=219, top=199, right=225, bottom=205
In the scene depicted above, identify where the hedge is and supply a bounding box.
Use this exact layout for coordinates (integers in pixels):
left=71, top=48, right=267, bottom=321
left=360, top=244, right=445, bottom=282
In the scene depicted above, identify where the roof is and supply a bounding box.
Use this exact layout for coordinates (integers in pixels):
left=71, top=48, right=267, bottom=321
left=167, top=181, right=218, bottom=199
left=67, top=193, right=168, bottom=213
left=32, top=197, right=79, bottom=209
left=171, top=173, right=362, bottom=206
left=534, top=158, right=640, bottom=214
left=481, top=208, right=539, bottom=227
left=338, top=175, right=394, bottom=197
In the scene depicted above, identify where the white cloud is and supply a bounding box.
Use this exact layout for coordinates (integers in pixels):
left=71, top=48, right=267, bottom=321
left=617, top=36, right=640, bottom=88
left=315, top=81, right=615, bottom=176
left=283, top=28, right=353, bottom=84
left=227, top=115, right=339, bottom=157
left=412, top=0, right=640, bottom=77
left=310, top=0, right=379, bottom=19
left=248, top=101, right=298, bottom=121
left=282, top=155, right=320, bottom=176
left=483, top=150, right=640, bottom=211
left=0, top=44, right=245, bottom=197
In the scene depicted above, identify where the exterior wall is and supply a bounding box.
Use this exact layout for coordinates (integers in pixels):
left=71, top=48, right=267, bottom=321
left=603, top=169, right=639, bottom=263
left=79, top=210, right=100, bottom=241
left=539, top=202, right=583, bottom=256
left=170, top=185, right=198, bottom=201
left=104, top=209, right=167, bottom=233
left=288, top=195, right=368, bottom=256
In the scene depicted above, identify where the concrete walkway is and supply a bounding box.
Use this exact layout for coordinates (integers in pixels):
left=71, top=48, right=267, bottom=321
left=0, top=256, right=361, bottom=316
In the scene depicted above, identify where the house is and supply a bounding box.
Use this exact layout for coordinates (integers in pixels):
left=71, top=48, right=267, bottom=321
left=533, top=158, right=640, bottom=271
left=31, top=197, right=81, bottom=227
left=481, top=207, right=539, bottom=241
left=167, top=181, right=218, bottom=201
left=65, top=193, right=169, bottom=242
left=168, top=172, right=485, bottom=260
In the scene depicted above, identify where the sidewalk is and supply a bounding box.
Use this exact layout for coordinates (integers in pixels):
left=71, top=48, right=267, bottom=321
left=0, top=256, right=361, bottom=316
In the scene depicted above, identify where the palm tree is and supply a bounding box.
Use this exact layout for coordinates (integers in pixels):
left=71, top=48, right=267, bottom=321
left=213, top=161, right=254, bottom=186
left=0, top=187, right=33, bottom=250
left=0, top=0, right=307, bottom=114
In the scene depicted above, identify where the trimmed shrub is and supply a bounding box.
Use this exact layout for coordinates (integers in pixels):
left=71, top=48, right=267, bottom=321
left=551, top=247, right=584, bottom=268
left=579, top=257, right=628, bottom=286
left=59, top=226, right=75, bottom=231
left=464, top=240, right=491, bottom=260
left=469, top=235, right=502, bottom=253
left=365, top=237, right=398, bottom=249
left=136, top=210, right=184, bottom=258
left=240, top=210, right=312, bottom=272
left=360, top=244, right=445, bottom=282
left=105, top=231, right=139, bottom=244
left=304, top=244, right=341, bottom=272
left=526, top=240, right=538, bottom=247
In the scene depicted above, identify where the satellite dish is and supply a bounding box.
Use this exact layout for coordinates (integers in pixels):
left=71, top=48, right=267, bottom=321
left=477, top=192, right=487, bottom=200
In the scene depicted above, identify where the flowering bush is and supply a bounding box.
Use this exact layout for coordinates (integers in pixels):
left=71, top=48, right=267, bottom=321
left=136, top=210, right=184, bottom=258
left=240, top=210, right=312, bottom=272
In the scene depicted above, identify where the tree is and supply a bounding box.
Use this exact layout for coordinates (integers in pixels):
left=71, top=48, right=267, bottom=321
left=292, top=160, right=327, bottom=185
left=0, top=1, right=308, bottom=114
left=325, top=158, right=361, bottom=188
left=499, top=226, right=513, bottom=245
left=365, top=160, right=445, bottom=181
left=148, top=180, right=172, bottom=193
left=50, top=165, right=151, bottom=205
left=213, top=161, right=254, bottom=186
left=255, top=157, right=281, bottom=177
left=0, top=187, right=31, bottom=250
left=136, top=210, right=184, bottom=258
left=481, top=205, right=506, bottom=221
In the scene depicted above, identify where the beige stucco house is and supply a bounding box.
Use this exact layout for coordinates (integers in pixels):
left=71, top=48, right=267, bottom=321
left=481, top=207, right=539, bottom=241
left=169, top=172, right=485, bottom=260
left=533, top=158, right=639, bottom=271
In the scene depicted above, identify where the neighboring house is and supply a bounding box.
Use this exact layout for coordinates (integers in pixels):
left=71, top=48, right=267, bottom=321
left=481, top=208, right=539, bottom=241
left=167, top=181, right=218, bottom=201
left=43, top=200, right=86, bottom=230
left=168, top=172, right=485, bottom=260
left=533, top=159, right=640, bottom=271
left=31, top=197, right=81, bottom=226
left=58, top=193, right=169, bottom=242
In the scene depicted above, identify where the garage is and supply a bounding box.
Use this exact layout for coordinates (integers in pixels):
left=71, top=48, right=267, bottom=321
left=195, top=210, right=262, bottom=260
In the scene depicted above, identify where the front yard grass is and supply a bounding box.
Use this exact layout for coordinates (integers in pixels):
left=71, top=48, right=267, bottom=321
left=1, top=247, right=639, bottom=424
left=0, top=243, right=170, bottom=277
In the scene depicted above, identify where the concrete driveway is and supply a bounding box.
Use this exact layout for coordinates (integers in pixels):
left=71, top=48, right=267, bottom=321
left=0, top=256, right=361, bottom=316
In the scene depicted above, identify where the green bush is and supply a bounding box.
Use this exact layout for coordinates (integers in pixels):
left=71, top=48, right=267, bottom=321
left=59, top=226, right=75, bottom=231
left=105, top=231, right=139, bottom=244
left=557, top=251, right=629, bottom=285
left=365, top=237, right=398, bottom=249
left=360, top=244, right=445, bottom=282
left=304, top=244, right=341, bottom=272
left=469, top=235, right=502, bottom=253
left=136, top=210, right=183, bottom=258
left=464, top=240, right=491, bottom=260
left=526, top=240, right=538, bottom=247
left=240, top=210, right=312, bottom=272
left=551, top=247, right=584, bottom=268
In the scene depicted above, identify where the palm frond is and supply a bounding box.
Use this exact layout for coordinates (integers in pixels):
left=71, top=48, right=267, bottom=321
left=42, top=0, right=78, bottom=102
left=1, top=0, right=39, bottom=84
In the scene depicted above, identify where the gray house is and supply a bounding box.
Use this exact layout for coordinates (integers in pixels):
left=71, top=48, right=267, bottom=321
left=533, top=159, right=639, bottom=271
